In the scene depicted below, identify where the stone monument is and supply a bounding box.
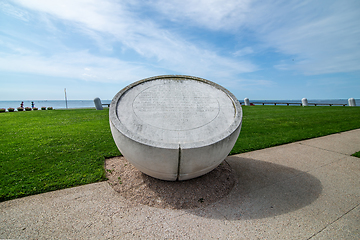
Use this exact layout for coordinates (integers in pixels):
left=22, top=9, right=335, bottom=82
left=109, top=75, right=242, bottom=181
left=348, top=98, right=356, bottom=107
left=244, top=98, right=250, bottom=106
left=94, top=97, right=103, bottom=110
left=302, top=98, right=308, bottom=106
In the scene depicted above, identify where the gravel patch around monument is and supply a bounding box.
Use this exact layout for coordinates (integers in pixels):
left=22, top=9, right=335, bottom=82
left=105, top=156, right=235, bottom=209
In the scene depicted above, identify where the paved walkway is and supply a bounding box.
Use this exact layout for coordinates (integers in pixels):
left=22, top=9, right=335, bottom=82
left=1, top=129, right=359, bottom=239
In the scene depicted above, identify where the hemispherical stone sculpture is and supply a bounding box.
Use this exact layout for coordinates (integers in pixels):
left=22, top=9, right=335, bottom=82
left=109, top=75, right=242, bottom=181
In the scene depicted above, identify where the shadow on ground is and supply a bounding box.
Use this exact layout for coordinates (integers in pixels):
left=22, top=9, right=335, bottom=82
left=106, top=155, right=322, bottom=219
left=189, top=156, right=323, bottom=220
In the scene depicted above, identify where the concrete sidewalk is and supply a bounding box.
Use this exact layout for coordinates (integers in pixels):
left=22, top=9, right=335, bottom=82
left=1, top=129, right=359, bottom=239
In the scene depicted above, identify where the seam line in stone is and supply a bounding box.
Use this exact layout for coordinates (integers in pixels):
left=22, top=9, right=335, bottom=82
left=176, top=144, right=181, bottom=181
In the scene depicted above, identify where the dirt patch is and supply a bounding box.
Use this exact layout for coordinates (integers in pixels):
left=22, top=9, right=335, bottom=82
left=105, top=156, right=235, bottom=209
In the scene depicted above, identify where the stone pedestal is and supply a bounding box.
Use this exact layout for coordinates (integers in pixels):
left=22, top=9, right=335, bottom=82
left=94, top=97, right=103, bottom=110
left=109, top=75, right=242, bottom=181
left=348, top=98, right=356, bottom=107
left=244, top=98, right=250, bottom=106
left=302, top=98, right=308, bottom=106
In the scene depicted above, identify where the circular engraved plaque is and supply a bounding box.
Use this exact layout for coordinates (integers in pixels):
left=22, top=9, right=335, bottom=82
left=132, top=84, right=220, bottom=131
left=110, top=75, right=242, bottom=181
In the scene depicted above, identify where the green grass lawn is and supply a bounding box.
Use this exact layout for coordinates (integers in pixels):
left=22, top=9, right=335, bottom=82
left=0, top=109, right=120, bottom=201
left=231, top=105, right=360, bottom=154
left=1, top=106, right=360, bottom=201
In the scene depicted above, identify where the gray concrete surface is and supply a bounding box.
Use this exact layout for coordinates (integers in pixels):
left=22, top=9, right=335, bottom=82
left=1, top=129, right=359, bottom=239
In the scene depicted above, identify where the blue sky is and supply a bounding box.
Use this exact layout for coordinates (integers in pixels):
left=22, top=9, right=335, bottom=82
left=1, top=0, right=359, bottom=101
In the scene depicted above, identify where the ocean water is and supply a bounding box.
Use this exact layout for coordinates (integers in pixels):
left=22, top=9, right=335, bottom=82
left=0, top=99, right=358, bottom=110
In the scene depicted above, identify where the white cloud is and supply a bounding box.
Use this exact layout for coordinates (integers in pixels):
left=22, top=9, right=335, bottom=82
left=147, top=0, right=253, bottom=31
left=4, top=0, right=359, bottom=93
left=233, top=47, right=254, bottom=57
left=248, top=0, right=360, bottom=75
left=147, top=0, right=360, bottom=75
left=0, top=1, right=30, bottom=21
left=10, top=0, right=255, bottom=79
left=0, top=51, right=157, bottom=83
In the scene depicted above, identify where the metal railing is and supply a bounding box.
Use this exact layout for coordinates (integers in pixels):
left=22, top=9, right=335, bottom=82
left=239, top=102, right=347, bottom=106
